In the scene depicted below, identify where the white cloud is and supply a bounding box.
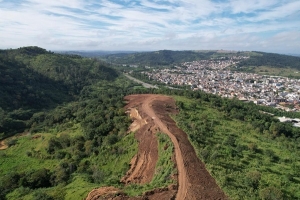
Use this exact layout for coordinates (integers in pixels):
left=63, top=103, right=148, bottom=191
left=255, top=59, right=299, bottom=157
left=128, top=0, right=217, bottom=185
left=250, top=1, right=300, bottom=22
left=229, top=0, right=279, bottom=14
left=0, top=0, right=299, bottom=53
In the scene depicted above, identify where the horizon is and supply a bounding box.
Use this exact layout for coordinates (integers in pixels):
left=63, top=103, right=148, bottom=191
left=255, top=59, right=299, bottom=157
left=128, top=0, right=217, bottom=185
left=3, top=46, right=300, bottom=56
left=1, top=0, right=299, bottom=54
left=57, top=49, right=300, bottom=56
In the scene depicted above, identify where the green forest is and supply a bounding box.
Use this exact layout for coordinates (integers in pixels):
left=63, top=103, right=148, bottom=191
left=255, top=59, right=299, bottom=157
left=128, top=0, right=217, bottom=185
left=100, top=50, right=243, bottom=66
left=0, top=47, right=299, bottom=199
left=0, top=46, right=117, bottom=138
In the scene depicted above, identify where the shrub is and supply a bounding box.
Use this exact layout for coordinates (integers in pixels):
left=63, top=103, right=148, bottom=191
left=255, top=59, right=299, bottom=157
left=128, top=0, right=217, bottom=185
left=248, top=143, right=258, bottom=152
left=6, top=138, right=17, bottom=147
left=32, top=191, right=54, bottom=200
left=259, top=186, right=283, bottom=200
left=22, top=168, right=52, bottom=189
left=245, top=171, right=261, bottom=190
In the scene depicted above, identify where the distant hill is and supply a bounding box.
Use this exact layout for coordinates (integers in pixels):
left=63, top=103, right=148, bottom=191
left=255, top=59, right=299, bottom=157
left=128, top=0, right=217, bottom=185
left=288, top=54, right=300, bottom=57
left=99, top=50, right=212, bottom=65
left=236, top=51, right=300, bottom=70
left=58, top=50, right=137, bottom=57
left=99, top=50, right=255, bottom=66
left=99, top=50, right=300, bottom=73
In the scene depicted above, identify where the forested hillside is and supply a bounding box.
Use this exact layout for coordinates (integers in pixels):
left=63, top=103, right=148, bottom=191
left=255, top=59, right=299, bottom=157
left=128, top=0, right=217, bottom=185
left=0, top=77, right=140, bottom=199
left=0, top=46, right=118, bottom=138
left=237, top=52, right=300, bottom=69
left=101, top=50, right=300, bottom=73
left=172, top=92, right=300, bottom=199
left=101, top=50, right=224, bottom=65
left=0, top=47, right=142, bottom=199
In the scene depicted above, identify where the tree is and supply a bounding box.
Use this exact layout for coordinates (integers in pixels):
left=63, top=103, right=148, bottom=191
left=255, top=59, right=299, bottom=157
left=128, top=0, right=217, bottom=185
left=23, top=168, right=52, bottom=189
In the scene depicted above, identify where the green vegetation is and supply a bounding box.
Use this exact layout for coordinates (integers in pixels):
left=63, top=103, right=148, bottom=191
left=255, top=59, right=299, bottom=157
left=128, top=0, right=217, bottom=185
left=1, top=46, right=300, bottom=199
left=237, top=65, right=300, bottom=79
left=101, top=50, right=251, bottom=66
left=235, top=51, right=300, bottom=75
left=173, top=95, right=300, bottom=199
left=0, top=76, right=139, bottom=199
left=0, top=47, right=141, bottom=199
left=124, top=133, right=176, bottom=196
left=238, top=51, right=300, bottom=69
left=0, top=46, right=118, bottom=139
left=102, top=50, right=300, bottom=71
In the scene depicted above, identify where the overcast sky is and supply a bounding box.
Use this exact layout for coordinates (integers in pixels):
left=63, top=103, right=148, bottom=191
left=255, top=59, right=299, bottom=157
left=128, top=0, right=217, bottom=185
left=0, top=0, right=299, bottom=53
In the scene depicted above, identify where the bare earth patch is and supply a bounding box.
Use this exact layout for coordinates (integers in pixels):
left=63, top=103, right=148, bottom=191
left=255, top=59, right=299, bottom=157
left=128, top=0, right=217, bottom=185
left=0, top=140, right=8, bottom=150
left=0, top=132, right=30, bottom=150
left=86, top=94, right=227, bottom=200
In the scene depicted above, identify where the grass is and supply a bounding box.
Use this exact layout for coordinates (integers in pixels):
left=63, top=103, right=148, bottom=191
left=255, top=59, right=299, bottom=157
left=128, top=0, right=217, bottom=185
left=0, top=124, right=87, bottom=177
left=64, top=174, right=99, bottom=200
left=253, top=66, right=300, bottom=78
left=1, top=129, right=139, bottom=200
left=90, top=131, right=139, bottom=186
left=0, top=133, right=57, bottom=175
left=236, top=65, right=300, bottom=78
left=7, top=186, right=67, bottom=200
left=172, top=96, right=300, bottom=199
left=152, top=133, right=176, bottom=186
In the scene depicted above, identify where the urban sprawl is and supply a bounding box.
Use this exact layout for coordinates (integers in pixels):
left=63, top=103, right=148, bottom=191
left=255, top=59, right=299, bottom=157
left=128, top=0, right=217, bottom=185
left=140, top=56, right=300, bottom=112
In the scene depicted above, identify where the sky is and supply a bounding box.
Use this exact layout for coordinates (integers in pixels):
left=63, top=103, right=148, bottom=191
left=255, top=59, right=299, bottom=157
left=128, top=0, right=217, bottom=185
left=0, top=0, right=299, bottom=53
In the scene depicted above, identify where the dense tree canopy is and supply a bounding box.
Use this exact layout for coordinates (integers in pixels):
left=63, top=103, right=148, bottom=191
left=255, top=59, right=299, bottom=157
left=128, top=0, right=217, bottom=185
left=0, top=47, right=119, bottom=138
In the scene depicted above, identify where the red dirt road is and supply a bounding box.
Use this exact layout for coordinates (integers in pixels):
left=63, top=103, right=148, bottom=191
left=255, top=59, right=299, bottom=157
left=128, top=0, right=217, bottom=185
left=134, top=94, right=227, bottom=200
left=86, top=94, right=227, bottom=200
left=141, top=95, right=188, bottom=199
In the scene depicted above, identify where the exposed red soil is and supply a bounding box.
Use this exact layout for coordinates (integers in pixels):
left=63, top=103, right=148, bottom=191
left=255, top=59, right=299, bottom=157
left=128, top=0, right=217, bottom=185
left=0, top=132, right=30, bottom=150
left=31, top=134, right=41, bottom=139
left=0, top=140, right=8, bottom=150
left=121, top=108, right=158, bottom=184
left=86, top=94, right=227, bottom=200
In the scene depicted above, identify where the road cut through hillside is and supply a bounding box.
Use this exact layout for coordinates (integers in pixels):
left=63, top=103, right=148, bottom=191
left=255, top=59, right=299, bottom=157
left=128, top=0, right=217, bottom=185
left=86, top=94, right=227, bottom=200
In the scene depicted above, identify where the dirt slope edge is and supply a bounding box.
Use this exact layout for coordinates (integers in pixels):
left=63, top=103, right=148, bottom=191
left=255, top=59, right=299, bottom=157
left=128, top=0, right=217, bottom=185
left=86, top=94, right=227, bottom=200
left=139, top=94, right=227, bottom=200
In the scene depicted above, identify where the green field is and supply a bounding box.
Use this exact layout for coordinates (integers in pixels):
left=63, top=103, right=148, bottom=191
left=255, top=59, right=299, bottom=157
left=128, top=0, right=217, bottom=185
left=237, top=65, right=300, bottom=78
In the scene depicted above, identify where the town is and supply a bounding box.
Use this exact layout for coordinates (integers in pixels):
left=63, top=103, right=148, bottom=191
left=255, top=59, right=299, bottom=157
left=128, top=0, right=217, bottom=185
left=141, top=56, right=300, bottom=112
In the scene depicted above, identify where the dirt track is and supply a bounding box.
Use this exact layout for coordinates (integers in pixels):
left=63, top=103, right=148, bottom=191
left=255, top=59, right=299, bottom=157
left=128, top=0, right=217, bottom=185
left=141, top=95, right=188, bottom=199
left=86, top=94, right=227, bottom=200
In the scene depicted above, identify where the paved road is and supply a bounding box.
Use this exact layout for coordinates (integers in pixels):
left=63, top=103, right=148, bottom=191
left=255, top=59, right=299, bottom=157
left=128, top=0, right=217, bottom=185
left=123, top=74, right=158, bottom=89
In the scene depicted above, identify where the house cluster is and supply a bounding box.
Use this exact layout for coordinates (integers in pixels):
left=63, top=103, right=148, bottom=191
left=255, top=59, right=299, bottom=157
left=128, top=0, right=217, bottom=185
left=143, top=58, right=300, bottom=111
